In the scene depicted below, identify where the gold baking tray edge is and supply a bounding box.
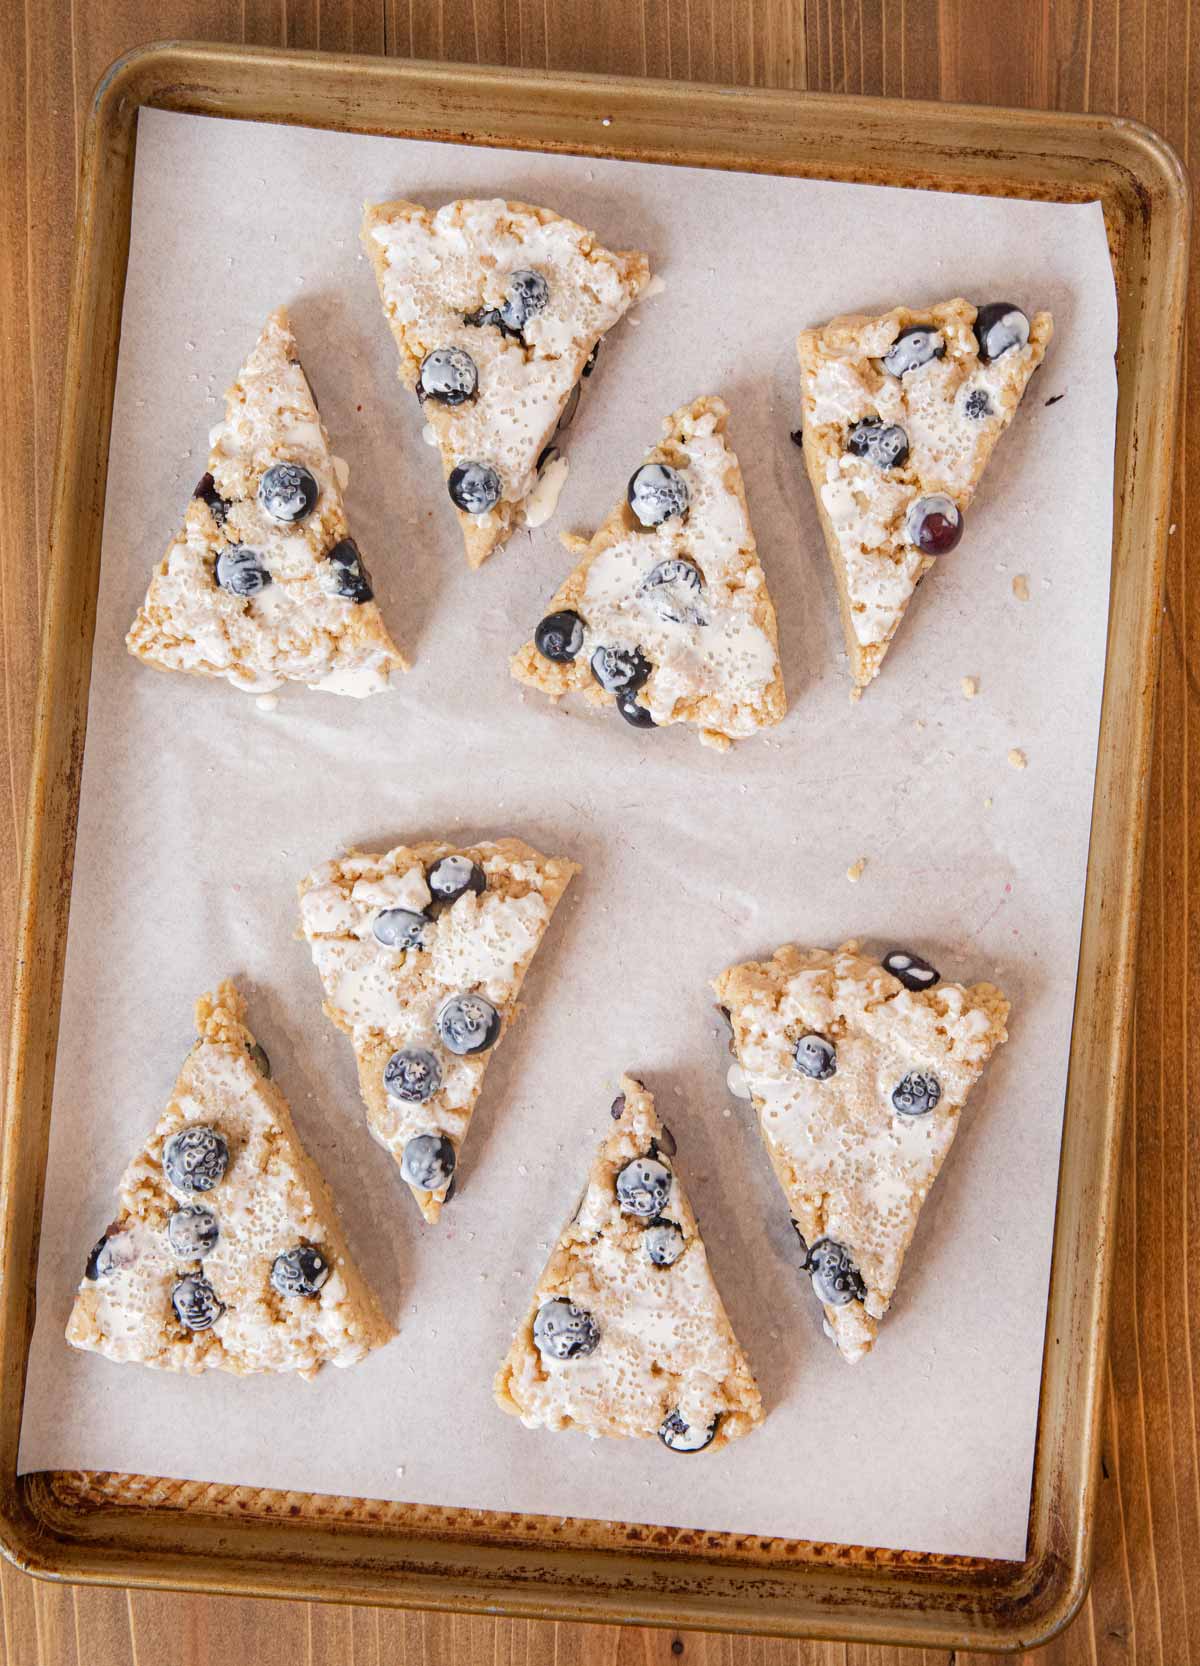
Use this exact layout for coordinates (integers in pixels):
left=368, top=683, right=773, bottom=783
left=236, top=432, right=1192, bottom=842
left=0, top=40, right=1188, bottom=1653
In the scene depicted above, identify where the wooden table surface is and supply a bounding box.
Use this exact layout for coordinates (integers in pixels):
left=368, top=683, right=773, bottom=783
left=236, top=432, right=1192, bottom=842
left=1, top=0, right=1195, bottom=1661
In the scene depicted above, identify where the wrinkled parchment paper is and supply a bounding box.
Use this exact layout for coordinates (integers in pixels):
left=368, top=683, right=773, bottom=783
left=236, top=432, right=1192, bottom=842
left=17, top=109, right=1118, bottom=1561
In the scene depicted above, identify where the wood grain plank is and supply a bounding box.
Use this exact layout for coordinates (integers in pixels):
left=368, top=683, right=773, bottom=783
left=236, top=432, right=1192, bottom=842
left=0, top=1, right=1196, bottom=1663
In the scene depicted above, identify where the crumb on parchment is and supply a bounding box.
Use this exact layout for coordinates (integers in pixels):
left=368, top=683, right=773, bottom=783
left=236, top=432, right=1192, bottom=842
left=1008, top=749, right=1027, bottom=770
left=1012, top=574, right=1030, bottom=602
left=846, top=857, right=867, bottom=883
left=962, top=676, right=979, bottom=698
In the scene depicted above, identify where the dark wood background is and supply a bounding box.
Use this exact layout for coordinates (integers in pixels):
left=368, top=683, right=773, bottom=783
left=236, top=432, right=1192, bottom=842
left=0, top=0, right=1195, bottom=1660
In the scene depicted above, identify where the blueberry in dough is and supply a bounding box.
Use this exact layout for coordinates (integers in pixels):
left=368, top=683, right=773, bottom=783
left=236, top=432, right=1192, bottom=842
left=270, top=1244, right=330, bottom=1298
left=974, top=302, right=1030, bottom=363
left=321, top=537, right=374, bottom=603
left=627, top=462, right=689, bottom=528
left=448, top=462, right=502, bottom=516
left=590, top=645, right=650, bottom=693
left=418, top=346, right=478, bottom=405
left=963, top=388, right=993, bottom=420
left=436, top=993, right=501, bottom=1055
left=533, top=1298, right=599, bottom=1360
left=882, top=949, right=940, bottom=991
left=246, top=1040, right=271, bottom=1077
left=372, top=907, right=431, bottom=951
left=616, top=691, right=656, bottom=729
left=658, top=1409, right=718, bottom=1452
left=171, top=1274, right=225, bottom=1332
left=193, top=471, right=230, bottom=526
left=401, top=1133, right=456, bottom=1191
left=427, top=854, right=486, bottom=903
left=162, top=1125, right=229, bottom=1195
left=258, top=462, right=318, bottom=523
left=383, top=1048, right=442, bottom=1104
left=905, top=494, right=963, bottom=555
left=892, top=1071, right=942, bottom=1116
left=793, top=1033, right=837, bottom=1080
left=85, top=1233, right=119, bottom=1280
left=882, top=325, right=945, bottom=377
left=807, top=1238, right=866, bottom=1307
left=215, top=546, right=271, bottom=598
left=535, top=609, right=586, bottom=663
left=846, top=418, right=910, bottom=469
left=499, top=269, right=550, bottom=333
left=644, top=1219, right=686, bottom=1267
left=168, top=1204, right=220, bottom=1259
left=637, top=557, right=708, bottom=626
left=615, top=1155, right=672, bottom=1217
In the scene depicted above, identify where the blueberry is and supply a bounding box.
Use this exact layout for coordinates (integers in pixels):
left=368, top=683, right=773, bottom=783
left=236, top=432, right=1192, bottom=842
left=974, top=302, right=1030, bottom=363
left=321, top=537, right=374, bottom=603
left=637, top=558, right=707, bottom=626
left=609, top=1093, right=627, bottom=1120
left=807, top=1238, right=866, bottom=1307
left=168, top=1205, right=220, bottom=1259
left=193, top=471, right=230, bottom=526
left=448, top=462, right=502, bottom=516
left=383, top=1048, right=442, bottom=1103
left=499, top=269, right=550, bottom=333
left=214, top=546, right=271, bottom=598
left=171, top=1274, right=225, bottom=1332
left=533, top=1298, right=599, bottom=1360
left=793, top=1033, right=837, bottom=1080
left=628, top=463, right=689, bottom=528
left=616, top=692, right=657, bottom=729
left=258, top=462, right=318, bottom=523
left=372, top=907, right=431, bottom=950
left=658, top=1409, right=718, bottom=1453
left=418, top=346, right=478, bottom=405
left=905, top=494, right=963, bottom=555
left=427, top=854, right=486, bottom=903
left=644, top=1219, right=686, bottom=1267
left=400, top=1132, right=456, bottom=1191
left=85, top=1232, right=120, bottom=1280
left=963, top=388, right=993, bottom=420
left=535, top=609, right=586, bottom=663
left=846, top=418, right=910, bottom=469
left=892, top=1070, right=942, bottom=1116
left=247, top=1040, right=271, bottom=1077
left=436, top=992, right=501, bottom=1055
left=590, top=645, right=650, bottom=693
left=882, top=325, right=945, bottom=377
left=882, top=949, right=941, bottom=991
left=556, top=381, right=583, bottom=432
left=270, top=1244, right=330, bottom=1298
left=616, top=1155, right=672, bottom=1218
left=163, top=1126, right=229, bottom=1194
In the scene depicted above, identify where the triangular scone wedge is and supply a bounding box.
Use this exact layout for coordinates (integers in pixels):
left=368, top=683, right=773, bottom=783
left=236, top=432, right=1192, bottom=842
left=362, top=197, right=651, bottom=567
left=298, top=838, right=578, bottom=1224
left=494, top=1075, right=763, bottom=1450
left=512, top=396, right=786, bottom=750
left=797, top=298, right=1052, bottom=689
left=713, top=942, right=1009, bottom=1363
left=127, top=306, right=408, bottom=696
left=66, top=981, right=394, bottom=1378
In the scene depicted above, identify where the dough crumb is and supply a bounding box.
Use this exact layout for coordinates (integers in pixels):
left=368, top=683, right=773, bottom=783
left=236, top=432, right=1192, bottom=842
left=846, top=856, right=867, bottom=883
left=849, top=685, right=863, bottom=704
left=1008, top=748, right=1028, bottom=770
left=984, top=796, right=994, bottom=808
left=1012, top=574, right=1030, bottom=601
left=961, top=676, right=979, bottom=698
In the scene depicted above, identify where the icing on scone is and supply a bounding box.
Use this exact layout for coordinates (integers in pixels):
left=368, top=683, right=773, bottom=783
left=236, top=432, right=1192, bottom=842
left=126, top=307, right=408, bottom=695
left=512, top=396, right=787, bottom=751
left=362, top=197, right=651, bottom=568
left=494, top=1075, right=763, bottom=1448
left=796, top=298, right=1052, bottom=688
left=66, top=981, right=394, bottom=1378
left=713, top=941, right=1010, bottom=1362
left=298, top=838, right=578, bottom=1224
